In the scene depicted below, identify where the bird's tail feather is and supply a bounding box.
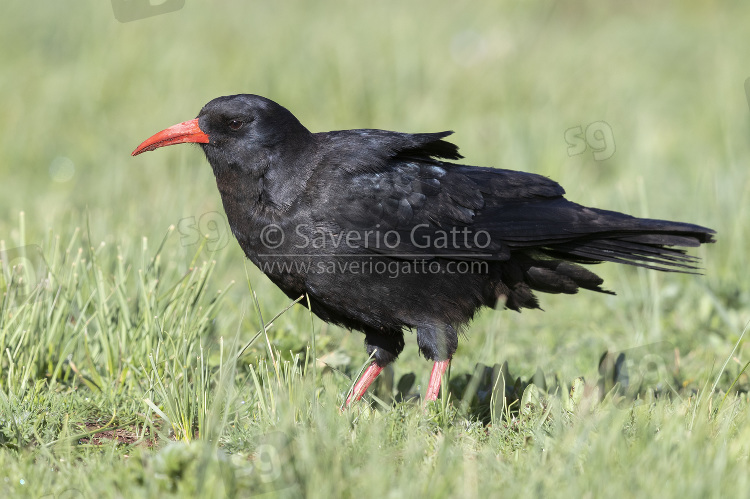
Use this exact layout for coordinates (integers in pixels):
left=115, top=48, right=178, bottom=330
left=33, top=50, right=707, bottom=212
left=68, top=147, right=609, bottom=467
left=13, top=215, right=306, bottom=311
left=541, top=221, right=715, bottom=273
left=502, top=218, right=715, bottom=310
left=500, top=255, right=612, bottom=311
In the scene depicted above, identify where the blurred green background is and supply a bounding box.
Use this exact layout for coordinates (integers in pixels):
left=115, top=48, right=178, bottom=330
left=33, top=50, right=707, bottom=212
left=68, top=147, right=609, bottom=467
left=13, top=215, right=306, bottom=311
left=3, top=1, right=744, bottom=373
left=1, top=1, right=749, bottom=496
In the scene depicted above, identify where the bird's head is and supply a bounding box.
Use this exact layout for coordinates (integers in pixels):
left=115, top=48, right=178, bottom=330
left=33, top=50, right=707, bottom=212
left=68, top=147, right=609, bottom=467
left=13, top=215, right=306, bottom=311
left=132, top=94, right=311, bottom=175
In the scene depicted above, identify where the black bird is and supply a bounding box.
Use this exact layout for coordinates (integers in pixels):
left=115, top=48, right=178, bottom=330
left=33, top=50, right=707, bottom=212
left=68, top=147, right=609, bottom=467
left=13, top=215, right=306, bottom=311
left=132, top=94, right=715, bottom=405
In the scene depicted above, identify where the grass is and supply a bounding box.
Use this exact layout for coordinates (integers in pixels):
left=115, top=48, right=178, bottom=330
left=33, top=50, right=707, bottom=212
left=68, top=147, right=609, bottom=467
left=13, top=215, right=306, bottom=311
left=1, top=1, right=749, bottom=497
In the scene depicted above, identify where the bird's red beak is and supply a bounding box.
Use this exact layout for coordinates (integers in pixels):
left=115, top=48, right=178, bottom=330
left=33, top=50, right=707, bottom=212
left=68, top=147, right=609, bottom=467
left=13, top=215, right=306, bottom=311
left=131, top=118, right=210, bottom=156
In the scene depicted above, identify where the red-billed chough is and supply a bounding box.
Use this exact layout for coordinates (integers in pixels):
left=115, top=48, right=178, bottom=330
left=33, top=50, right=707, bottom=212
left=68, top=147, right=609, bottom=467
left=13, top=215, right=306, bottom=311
left=132, top=94, right=715, bottom=405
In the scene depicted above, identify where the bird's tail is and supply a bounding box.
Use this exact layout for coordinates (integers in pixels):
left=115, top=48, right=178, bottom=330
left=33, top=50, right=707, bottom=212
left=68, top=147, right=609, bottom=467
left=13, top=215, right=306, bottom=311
left=498, top=215, right=715, bottom=311
left=539, top=215, right=715, bottom=273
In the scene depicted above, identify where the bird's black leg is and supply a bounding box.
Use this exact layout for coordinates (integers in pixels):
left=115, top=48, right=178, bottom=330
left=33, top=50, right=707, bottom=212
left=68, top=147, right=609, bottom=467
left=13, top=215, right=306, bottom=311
left=416, top=324, right=458, bottom=363
left=364, top=331, right=405, bottom=367
left=345, top=331, right=404, bottom=406
left=417, top=324, right=458, bottom=401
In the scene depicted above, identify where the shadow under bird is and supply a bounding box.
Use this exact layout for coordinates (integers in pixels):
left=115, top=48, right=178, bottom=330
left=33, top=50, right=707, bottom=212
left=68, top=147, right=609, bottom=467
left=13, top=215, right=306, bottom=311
left=132, top=94, right=715, bottom=406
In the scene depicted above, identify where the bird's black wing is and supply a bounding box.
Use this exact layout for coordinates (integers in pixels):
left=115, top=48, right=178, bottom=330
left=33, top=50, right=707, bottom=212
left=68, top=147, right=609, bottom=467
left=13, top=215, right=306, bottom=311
left=312, top=130, right=715, bottom=272
left=310, top=129, right=562, bottom=260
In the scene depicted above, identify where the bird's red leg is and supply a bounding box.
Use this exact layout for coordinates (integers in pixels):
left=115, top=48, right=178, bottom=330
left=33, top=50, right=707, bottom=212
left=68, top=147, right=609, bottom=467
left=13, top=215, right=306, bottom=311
left=424, top=360, right=451, bottom=402
left=345, top=364, right=384, bottom=406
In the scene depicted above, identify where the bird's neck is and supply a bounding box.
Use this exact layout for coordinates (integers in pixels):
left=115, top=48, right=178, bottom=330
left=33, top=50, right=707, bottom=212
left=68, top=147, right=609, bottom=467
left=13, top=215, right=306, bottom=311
left=211, top=137, right=318, bottom=252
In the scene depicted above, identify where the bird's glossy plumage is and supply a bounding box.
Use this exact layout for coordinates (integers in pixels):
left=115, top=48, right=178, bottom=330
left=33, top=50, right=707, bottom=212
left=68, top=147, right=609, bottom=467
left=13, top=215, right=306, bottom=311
left=133, top=94, right=715, bottom=403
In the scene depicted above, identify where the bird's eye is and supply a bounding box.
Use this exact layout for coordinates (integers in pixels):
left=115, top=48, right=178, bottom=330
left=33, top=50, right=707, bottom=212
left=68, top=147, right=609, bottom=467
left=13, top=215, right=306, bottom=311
left=228, top=119, right=244, bottom=130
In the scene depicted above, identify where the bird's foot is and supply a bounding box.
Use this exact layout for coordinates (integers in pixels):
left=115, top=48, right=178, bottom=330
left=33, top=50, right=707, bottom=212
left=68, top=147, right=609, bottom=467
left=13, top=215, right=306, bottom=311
left=345, top=364, right=384, bottom=407
left=424, top=359, right=450, bottom=402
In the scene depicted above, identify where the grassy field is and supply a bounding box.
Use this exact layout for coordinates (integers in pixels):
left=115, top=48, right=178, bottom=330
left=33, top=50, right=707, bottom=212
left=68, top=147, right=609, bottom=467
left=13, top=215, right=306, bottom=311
left=1, top=1, right=749, bottom=497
